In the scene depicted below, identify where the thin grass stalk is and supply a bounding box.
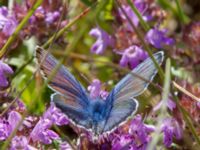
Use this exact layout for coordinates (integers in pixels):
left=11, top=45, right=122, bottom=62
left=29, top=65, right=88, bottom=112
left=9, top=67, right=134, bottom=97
left=147, top=58, right=171, bottom=149
left=126, top=0, right=150, bottom=31
left=174, top=0, right=189, bottom=24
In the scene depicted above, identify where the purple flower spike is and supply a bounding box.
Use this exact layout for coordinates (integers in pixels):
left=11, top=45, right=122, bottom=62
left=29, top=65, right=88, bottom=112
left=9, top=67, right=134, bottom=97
left=88, top=79, right=101, bottom=99
left=87, top=79, right=108, bottom=100
left=39, top=129, right=60, bottom=144
left=10, top=136, right=29, bottom=150
left=112, top=134, right=132, bottom=150
left=16, top=100, right=26, bottom=112
left=129, top=114, right=155, bottom=144
left=8, top=111, right=22, bottom=132
left=111, top=114, right=155, bottom=149
left=30, top=118, right=59, bottom=144
left=145, top=28, right=175, bottom=49
left=119, top=5, right=140, bottom=28
left=0, top=61, right=13, bottom=88
left=100, top=90, right=109, bottom=100
left=118, top=0, right=151, bottom=31
left=89, top=27, right=114, bottom=54
left=0, top=6, right=17, bottom=36
left=0, top=120, right=11, bottom=140
left=45, top=11, right=60, bottom=24
left=43, top=103, right=69, bottom=126
left=117, top=45, right=148, bottom=69
left=161, top=118, right=182, bottom=147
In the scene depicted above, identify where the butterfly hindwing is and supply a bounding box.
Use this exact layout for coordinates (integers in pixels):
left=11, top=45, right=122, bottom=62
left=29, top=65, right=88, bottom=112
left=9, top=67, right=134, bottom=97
left=99, top=51, right=164, bottom=133
left=52, top=93, right=92, bottom=129
left=96, top=97, right=138, bottom=134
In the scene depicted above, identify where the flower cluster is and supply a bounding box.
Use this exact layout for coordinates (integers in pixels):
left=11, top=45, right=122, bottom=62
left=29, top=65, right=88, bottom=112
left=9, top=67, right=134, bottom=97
left=112, top=114, right=155, bottom=149
left=161, top=117, right=182, bottom=147
left=87, top=79, right=109, bottom=99
left=0, top=100, right=69, bottom=149
left=30, top=103, right=69, bottom=144
left=89, top=0, right=174, bottom=69
left=0, top=0, right=67, bottom=50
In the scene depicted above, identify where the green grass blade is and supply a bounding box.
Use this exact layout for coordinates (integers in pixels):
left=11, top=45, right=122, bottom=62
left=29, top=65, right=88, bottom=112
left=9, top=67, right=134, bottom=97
left=148, top=58, right=171, bottom=150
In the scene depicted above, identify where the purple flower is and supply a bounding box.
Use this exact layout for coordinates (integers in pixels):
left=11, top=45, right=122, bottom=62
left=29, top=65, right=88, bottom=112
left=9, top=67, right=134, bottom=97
left=38, top=129, right=60, bottom=144
left=16, top=100, right=26, bottom=111
left=112, top=134, right=132, bottom=150
left=87, top=79, right=108, bottom=99
left=116, top=45, right=148, bottom=69
left=89, top=27, right=114, bottom=54
left=59, top=141, right=72, bottom=150
left=129, top=114, right=155, bottom=145
left=29, top=6, right=45, bottom=24
left=30, top=118, right=59, bottom=144
left=45, top=11, right=60, bottom=24
left=35, top=6, right=45, bottom=15
left=0, top=120, right=11, bottom=140
left=118, top=0, right=152, bottom=31
left=43, top=103, right=69, bottom=126
left=100, top=90, right=109, bottom=100
left=161, top=118, right=182, bottom=147
left=0, top=60, right=13, bottom=88
left=8, top=111, right=22, bottom=132
left=153, top=99, right=176, bottom=111
left=88, top=79, right=101, bottom=99
left=0, top=111, right=21, bottom=141
left=23, top=116, right=37, bottom=129
left=30, top=103, right=67, bottom=144
left=0, top=6, right=17, bottom=36
left=145, top=28, right=175, bottom=49
left=112, top=114, right=155, bottom=150
left=10, top=136, right=30, bottom=150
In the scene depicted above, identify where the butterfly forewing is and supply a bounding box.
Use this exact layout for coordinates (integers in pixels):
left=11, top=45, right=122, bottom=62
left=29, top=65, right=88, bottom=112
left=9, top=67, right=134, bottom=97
left=114, top=51, right=164, bottom=100
left=36, top=46, right=90, bottom=114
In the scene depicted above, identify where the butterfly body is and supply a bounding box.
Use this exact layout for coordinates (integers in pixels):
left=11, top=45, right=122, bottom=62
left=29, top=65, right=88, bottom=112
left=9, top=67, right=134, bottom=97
left=89, top=99, right=107, bottom=122
left=36, top=46, right=164, bottom=136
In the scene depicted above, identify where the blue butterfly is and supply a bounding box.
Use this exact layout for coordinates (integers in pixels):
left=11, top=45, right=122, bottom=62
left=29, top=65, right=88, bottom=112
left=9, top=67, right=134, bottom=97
left=36, top=46, right=164, bottom=135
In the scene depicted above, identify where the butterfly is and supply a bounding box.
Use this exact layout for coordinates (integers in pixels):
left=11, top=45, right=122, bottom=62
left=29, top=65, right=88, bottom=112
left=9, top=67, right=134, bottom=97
left=36, top=46, right=164, bottom=136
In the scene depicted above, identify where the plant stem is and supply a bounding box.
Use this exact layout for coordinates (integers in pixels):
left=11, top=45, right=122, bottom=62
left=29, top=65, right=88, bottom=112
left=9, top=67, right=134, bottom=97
left=148, top=58, right=171, bottom=150
left=126, top=0, right=150, bottom=31
left=174, top=0, right=189, bottom=24
left=173, top=81, right=200, bottom=103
